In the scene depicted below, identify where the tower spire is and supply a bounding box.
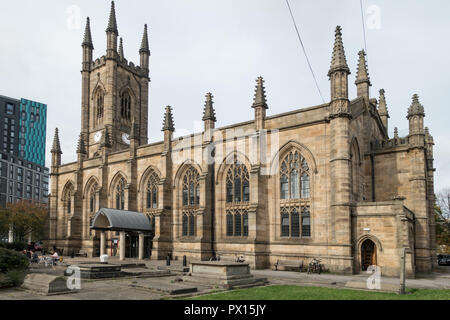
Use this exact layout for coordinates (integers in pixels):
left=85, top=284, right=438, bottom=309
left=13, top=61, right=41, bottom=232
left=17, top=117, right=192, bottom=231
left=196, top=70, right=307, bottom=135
left=82, top=17, right=93, bottom=49
left=51, top=128, right=62, bottom=168
left=51, top=128, right=62, bottom=154
left=106, top=1, right=118, bottom=58
left=355, top=50, right=371, bottom=100
left=139, top=24, right=150, bottom=71
left=140, top=24, right=150, bottom=54
left=106, top=1, right=118, bottom=34
left=162, top=106, right=175, bottom=132
left=328, top=26, right=350, bottom=76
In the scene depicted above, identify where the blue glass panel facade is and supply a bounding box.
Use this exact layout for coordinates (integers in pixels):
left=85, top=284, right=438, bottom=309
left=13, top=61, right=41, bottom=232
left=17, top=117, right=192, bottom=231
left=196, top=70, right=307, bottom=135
left=18, top=99, right=47, bottom=166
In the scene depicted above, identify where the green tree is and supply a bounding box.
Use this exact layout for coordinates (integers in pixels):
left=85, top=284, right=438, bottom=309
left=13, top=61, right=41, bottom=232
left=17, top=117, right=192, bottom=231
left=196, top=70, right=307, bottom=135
left=0, top=201, right=48, bottom=242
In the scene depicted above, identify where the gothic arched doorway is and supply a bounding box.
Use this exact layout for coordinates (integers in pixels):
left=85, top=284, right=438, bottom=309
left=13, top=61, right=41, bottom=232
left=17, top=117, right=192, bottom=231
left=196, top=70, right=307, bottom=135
left=361, top=239, right=377, bottom=271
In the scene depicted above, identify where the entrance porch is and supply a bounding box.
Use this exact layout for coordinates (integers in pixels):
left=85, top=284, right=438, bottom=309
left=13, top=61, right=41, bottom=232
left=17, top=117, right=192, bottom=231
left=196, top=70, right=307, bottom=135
left=90, top=208, right=154, bottom=261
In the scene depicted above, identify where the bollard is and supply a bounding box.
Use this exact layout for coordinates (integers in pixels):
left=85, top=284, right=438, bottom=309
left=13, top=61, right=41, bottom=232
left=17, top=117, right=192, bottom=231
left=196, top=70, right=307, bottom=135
left=183, top=255, right=187, bottom=267
left=399, top=247, right=406, bottom=294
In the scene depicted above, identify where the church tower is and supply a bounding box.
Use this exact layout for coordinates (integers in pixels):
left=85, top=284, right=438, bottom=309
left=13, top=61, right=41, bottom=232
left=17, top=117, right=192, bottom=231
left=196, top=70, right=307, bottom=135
left=80, top=1, right=150, bottom=157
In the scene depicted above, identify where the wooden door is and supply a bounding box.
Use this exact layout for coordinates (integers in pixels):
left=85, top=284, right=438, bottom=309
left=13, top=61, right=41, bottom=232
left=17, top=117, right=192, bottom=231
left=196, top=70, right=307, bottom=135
left=361, top=239, right=377, bottom=271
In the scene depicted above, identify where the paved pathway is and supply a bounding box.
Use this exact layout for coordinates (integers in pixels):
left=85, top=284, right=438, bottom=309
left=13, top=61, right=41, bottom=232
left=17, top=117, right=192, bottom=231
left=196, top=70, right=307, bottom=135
left=252, top=269, right=450, bottom=290
left=0, top=257, right=448, bottom=300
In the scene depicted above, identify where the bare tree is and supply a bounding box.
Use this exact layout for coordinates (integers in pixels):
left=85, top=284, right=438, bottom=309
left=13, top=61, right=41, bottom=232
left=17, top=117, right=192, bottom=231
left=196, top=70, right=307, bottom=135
left=435, top=188, right=450, bottom=250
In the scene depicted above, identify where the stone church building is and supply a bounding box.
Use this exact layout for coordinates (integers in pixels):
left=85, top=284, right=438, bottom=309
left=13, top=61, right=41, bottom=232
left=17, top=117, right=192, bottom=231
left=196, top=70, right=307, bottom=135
left=46, top=2, right=437, bottom=276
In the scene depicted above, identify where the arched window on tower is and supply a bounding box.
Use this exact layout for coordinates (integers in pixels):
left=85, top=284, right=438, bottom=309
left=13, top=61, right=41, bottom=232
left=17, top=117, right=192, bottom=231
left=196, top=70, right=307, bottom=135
left=120, top=92, right=131, bottom=121
left=279, top=150, right=311, bottom=238
left=225, top=158, right=250, bottom=237
left=181, top=167, right=199, bottom=237
left=95, top=90, right=104, bottom=125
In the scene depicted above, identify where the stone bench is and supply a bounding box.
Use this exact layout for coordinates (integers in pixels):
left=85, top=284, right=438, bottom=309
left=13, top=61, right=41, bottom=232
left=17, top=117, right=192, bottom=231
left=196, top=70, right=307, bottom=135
left=273, top=259, right=304, bottom=272
left=74, top=250, right=88, bottom=257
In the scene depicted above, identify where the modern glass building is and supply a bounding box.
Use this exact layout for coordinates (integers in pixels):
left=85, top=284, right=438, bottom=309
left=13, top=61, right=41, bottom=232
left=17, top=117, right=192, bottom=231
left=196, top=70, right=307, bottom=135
left=0, top=95, right=49, bottom=207
left=19, top=98, right=47, bottom=166
left=0, top=95, right=47, bottom=167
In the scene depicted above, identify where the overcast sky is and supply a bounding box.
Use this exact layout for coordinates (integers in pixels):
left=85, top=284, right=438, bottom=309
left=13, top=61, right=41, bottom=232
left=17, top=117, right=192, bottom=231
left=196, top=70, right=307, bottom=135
left=0, top=0, right=449, bottom=191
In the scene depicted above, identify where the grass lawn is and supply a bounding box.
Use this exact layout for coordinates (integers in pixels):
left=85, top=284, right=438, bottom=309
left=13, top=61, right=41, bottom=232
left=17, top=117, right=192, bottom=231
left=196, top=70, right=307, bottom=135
left=188, top=285, right=450, bottom=300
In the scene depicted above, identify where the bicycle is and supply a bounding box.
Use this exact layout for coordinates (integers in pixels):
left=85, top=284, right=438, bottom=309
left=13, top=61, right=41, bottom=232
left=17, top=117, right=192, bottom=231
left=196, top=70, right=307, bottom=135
left=307, top=258, right=322, bottom=274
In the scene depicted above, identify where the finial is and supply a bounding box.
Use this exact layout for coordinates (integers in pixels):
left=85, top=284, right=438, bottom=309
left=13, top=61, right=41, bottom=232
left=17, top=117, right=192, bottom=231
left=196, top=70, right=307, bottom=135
left=252, top=76, right=268, bottom=109
left=162, top=106, right=175, bottom=132
left=355, top=50, right=370, bottom=85
left=202, top=93, right=217, bottom=122
left=82, top=17, right=94, bottom=49
left=140, top=24, right=150, bottom=54
left=76, top=133, right=86, bottom=154
left=106, top=1, right=118, bottom=34
left=51, top=128, right=62, bottom=154
left=378, top=89, right=388, bottom=115
left=328, top=26, right=350, bottom=76
left=407, top=94, right=425, bottom=118
left=119, top=37, right=124, bottom=60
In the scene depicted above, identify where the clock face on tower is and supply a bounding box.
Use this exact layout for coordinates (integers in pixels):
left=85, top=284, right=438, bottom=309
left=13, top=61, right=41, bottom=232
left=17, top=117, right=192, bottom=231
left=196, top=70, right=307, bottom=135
left=122, top=133, right=130, bottom=145
left=94, top=131, right=102, bottom=143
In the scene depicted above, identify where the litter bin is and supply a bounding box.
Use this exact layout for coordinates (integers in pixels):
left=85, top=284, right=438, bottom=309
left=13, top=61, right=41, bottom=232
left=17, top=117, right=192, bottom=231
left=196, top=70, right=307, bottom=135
left=100, top=254, right=109, bottom=263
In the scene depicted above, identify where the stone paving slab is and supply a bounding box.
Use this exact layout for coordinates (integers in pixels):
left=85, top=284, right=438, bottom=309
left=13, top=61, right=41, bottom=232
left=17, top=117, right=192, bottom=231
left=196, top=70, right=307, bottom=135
left=252, top=269, right=450, bottom=290
left=129, top=276, right=203, bottom=295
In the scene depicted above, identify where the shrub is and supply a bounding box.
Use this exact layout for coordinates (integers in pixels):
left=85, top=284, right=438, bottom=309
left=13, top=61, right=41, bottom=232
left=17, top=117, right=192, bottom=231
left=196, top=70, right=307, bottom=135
left=4, top=270, right=26, bottom=287
left=0, top=241, right=27, bottom=251
left=0, top=247, right=29, bottom=273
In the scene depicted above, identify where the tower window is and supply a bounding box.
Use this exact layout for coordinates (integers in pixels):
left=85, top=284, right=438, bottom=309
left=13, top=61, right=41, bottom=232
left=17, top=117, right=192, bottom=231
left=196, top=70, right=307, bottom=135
left=95, top=90, right=104, bottom=125
left=120, top=92, right=131, bottom=120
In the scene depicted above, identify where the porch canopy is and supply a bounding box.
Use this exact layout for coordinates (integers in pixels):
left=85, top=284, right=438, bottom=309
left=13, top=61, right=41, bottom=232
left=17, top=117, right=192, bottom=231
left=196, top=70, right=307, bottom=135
left=90, top=208, right=152, bottom=232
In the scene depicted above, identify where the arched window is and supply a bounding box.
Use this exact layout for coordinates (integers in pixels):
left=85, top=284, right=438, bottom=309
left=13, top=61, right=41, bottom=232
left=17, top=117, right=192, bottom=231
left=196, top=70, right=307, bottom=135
left=63, top=184, right=74, bottom=215
left=67, top=192, right=72, bottom=214
left=115, top=178, right=126, bottom=210
left=225, top=159, right=250, bottom=237
left=280, top=150, right=311, bottom=238
left=120, top=92, right=131, bottom=120
left=181, top=167, right=199, bottom=237
left=88, top=183, right=98, bottom=214
left=146, top=172, right=159, bottom=209
left=350, top=140, right=360, bottom=202
left=95, top=90, right=104, bottom=125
